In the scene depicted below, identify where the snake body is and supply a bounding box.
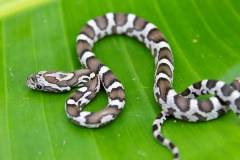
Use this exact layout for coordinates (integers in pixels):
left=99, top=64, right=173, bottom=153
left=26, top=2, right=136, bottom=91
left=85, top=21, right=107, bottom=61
left=26, top=13, right=240, bottom=160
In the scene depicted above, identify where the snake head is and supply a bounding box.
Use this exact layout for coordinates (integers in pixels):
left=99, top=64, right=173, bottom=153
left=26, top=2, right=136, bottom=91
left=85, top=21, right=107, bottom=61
left=26, top=71, right=71, bottom=92
left=27, top=71, right=48, bottom=90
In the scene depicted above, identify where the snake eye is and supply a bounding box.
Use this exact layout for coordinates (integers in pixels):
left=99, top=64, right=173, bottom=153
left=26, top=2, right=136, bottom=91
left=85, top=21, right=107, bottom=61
left=36, top=84, right=42, bottom=89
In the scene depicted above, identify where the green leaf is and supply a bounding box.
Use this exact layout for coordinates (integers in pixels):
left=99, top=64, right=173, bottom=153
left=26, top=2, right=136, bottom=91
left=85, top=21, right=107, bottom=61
left=0, top=0, right=240, bottom=160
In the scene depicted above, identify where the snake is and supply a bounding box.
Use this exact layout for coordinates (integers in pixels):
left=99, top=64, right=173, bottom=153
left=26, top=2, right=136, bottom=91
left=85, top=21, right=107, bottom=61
left=26, top=13, right=240, bottom=160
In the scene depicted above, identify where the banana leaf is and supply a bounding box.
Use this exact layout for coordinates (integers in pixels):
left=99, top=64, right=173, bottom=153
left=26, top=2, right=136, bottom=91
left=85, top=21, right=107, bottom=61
left=0, top=0, right=240, bottom=159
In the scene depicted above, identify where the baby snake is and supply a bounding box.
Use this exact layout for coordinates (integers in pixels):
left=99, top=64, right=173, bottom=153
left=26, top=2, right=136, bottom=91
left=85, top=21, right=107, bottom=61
left=26, top=13, right=240, bottom=160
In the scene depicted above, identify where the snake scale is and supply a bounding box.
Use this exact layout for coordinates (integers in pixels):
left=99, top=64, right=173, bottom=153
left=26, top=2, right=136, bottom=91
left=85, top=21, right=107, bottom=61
left=26, top=13, right=240, bottom=160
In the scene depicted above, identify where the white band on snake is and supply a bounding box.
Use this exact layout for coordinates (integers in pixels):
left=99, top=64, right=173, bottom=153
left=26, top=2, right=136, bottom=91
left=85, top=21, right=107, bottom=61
left=26, top=13, right=240, bottom=160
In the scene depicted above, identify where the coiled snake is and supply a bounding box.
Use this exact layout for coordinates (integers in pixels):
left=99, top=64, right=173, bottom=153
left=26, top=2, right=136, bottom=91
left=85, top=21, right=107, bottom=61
left=26, top=13, right=240, bottom=160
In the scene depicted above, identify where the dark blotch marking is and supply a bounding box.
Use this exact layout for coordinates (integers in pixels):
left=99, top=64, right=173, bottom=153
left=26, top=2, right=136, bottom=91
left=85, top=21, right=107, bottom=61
left=198, top=100, right=214, bottom=113
left=66, top=104, right=80, bottom=117
left=156, top=63, right=172, bottom=78
left=169, top=142, right=175, bottom=149
left=156, top=135, right=164, bottom=143
left=108, top=87, right=125, bottom=101
left=45, top=76, right=59, bottom=84
left=147, top=28, right=165, bottom=43
left=206, top=80, right=217, bottom=89
left=174, top=153, right=179, bottom=159
left=181, top=88, right=191, bottom=97
left=114, top=13, right=128, bottom=26
left=102, top=70, right=118, bottom=89
left=156, top=78, right=171, bottom=102
left=86, top=57, right=102, bottom=73
left=193, top=81, right=202, bottom=90
left=217, top=108, right=226, bottom=116
left=77, top=40, right=92, bottom=57
left=152, top=124, right=158, bottom=131
left=95, top=15, right=108, bottom=30
left=174, top=95, right=190, bottom=112
left=221, top=84, right=233, bottom=96
left=157, top=47, right=173, bottom=63
left=133, top=16, right=148, bottom=31
left=80, top=24, right=95, bottom=39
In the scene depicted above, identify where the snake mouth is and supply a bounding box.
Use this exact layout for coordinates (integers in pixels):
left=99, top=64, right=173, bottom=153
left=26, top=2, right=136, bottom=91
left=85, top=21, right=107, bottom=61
left=26, top=75, right=36, bottom=89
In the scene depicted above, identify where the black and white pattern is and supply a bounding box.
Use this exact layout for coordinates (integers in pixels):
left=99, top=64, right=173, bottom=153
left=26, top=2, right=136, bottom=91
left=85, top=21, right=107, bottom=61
left=26, top=13, right=240, bottom=160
